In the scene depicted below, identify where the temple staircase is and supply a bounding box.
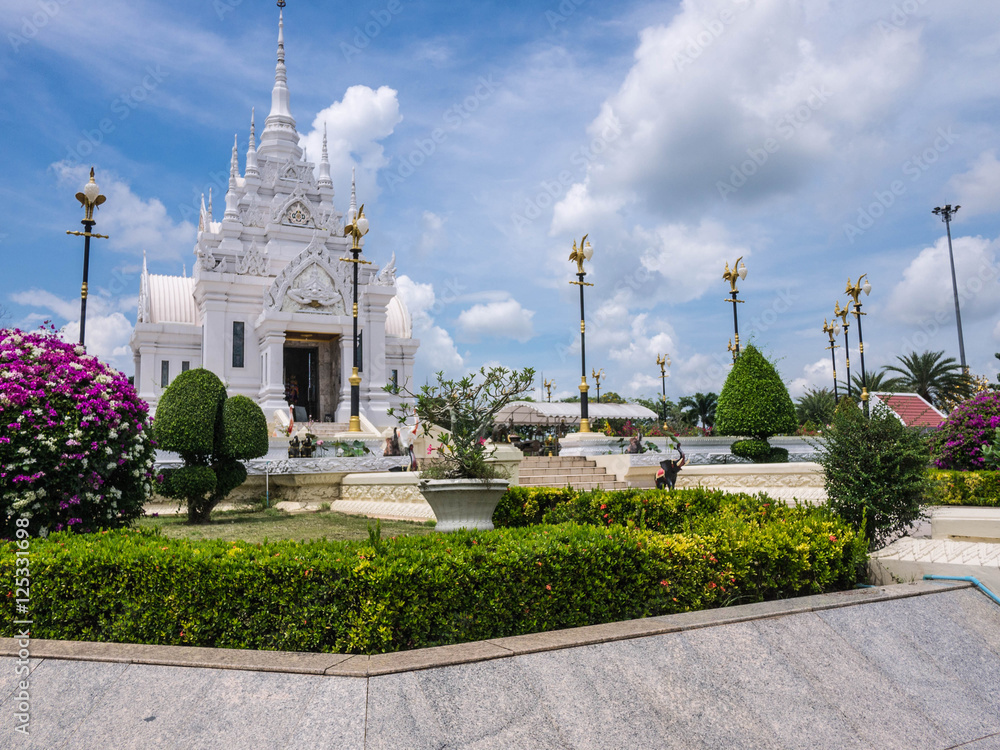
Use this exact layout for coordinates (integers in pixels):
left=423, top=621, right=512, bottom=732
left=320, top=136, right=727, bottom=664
left=517, top=456, right=627, bottom=491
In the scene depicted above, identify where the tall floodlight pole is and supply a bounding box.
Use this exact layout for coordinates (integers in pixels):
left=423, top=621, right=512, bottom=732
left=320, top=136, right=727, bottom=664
left=932, top=204, right=967, bottom=372
left=65, top=168, right=108, bottom=347
left=569, top=235, right=594, bottom=433
left=656, top=353, right=671, bottom=429
left=846, top=275, right=872, bottom=417
left=342, top=203, right=370, bottom=432
left=834, top=301, right=851, bottom=399
left=822, top=319, right=840, bottom=402
left=592, top=368, right=604, bottom=404
left=722, top=257, right=748, bottom=358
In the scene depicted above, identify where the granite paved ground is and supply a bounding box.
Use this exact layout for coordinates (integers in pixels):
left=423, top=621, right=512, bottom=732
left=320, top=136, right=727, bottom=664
left=2, top=581, right=999, bottom=749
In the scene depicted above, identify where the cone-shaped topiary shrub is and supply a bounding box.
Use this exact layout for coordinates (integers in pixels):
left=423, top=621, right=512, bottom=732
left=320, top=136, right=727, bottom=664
left=716, top=344, right=797, bottom=462
left=154, top=369, right=268, bottom=523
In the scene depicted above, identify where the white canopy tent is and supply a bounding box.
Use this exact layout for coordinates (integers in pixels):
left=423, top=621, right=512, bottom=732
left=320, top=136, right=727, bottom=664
left=495, top=401, right=658, bottom=426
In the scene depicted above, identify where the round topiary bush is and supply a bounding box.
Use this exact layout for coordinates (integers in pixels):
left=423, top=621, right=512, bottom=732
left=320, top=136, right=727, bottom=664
left=932, top=391, right=1000, bottom=471
left=716, top=344, right=797, bottom=461
left=0, top=328, right=156, bottom=536
left=730, top=439, right=771, bottom=462
left=154, top=369, right=269, bottom=523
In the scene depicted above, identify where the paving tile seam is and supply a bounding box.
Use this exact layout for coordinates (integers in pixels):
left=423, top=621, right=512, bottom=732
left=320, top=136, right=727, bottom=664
left=944, top=729, right=1000, bottom=749
left=1, top=582, right=970, bottom=679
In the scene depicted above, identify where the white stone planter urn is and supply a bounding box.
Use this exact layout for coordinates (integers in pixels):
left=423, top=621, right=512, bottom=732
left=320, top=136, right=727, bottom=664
left=419, top=478, right=509, bottom=532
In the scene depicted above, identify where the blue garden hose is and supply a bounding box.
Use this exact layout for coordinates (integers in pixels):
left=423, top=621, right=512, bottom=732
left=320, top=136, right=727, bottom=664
left=923, top=575, right=1000, bottom=607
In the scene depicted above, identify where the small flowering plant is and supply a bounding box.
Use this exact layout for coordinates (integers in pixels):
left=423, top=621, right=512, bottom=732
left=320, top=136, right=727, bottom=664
left=386, top=366, right=535, bottom=479
left=0, top=327, right=156, bottom=536
left=932, top=391, right=1000, bottom=471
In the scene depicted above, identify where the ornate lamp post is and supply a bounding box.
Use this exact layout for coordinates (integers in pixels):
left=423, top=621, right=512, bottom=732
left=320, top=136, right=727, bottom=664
left=722, top=257, right=747, bottom=357
left=568, top=234, right=594, bottom=433
left=656, top=353, right=671, bottom=429
left=592, top=368, right=604, bottom=404
left=65, top=168, right=108, bottom=347
left=932, top=204, right=967, bottom=372
left=834, top=301, right=851, bottom=398
left=342, top=203, right=370, bottom=432
left=822, top=318, right=840, bottom=402
left=845, top=275, right=872, bottom=416
left=543, top=379, right=554, bottom=402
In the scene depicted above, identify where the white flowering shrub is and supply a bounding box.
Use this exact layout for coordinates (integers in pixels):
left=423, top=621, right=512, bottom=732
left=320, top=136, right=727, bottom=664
left=0, top=328, right=156, bottom=536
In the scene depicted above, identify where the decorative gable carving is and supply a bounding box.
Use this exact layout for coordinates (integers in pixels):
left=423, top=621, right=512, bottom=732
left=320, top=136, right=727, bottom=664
left=263, top=232, right=355, bottom=315
left=237, top=238, right=270, bottom=276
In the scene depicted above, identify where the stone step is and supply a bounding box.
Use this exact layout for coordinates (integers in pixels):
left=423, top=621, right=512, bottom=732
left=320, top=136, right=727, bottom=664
left=522, top=472, right=614, bottom=484
left=520, top=457, right=597, bottom=468
left=521, top=479, right=628, bottom=491
left=519, top=466, right=606, bottom=477
left=299, top=423, right=352, bottom=437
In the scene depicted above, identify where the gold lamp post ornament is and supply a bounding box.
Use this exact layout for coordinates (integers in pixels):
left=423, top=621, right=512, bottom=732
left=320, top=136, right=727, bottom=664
left=543, top=379, right=555, bottom=402
left=833, top=300, right=851, bottom=398
left=845, top=274, right=872, bottom=416
left=592, top=368, right=605, bottom=404
left=568, top=234, right=594, bottom=432
left=66, top=168, right=109, bottom=348
left=722, top=256, right=747, bottom=357
left=656, top=353, right=671, bottom=430
left=822, top=318, right=840, bottom=402
left=341, top=203, right=372, bottom=432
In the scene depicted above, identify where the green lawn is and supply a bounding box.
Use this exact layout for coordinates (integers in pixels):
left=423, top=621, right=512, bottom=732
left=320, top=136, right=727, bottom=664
left=136, top=508, right=436, bottom=544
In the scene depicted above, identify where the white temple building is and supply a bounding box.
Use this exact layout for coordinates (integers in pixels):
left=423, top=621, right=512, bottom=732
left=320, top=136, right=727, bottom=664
left=129, top=10, right=418, bottom=430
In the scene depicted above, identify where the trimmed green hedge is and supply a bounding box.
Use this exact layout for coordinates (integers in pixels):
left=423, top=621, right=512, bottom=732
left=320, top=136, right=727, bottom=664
left=929, top=470, right=1000, bottom=507
left=1, top=493, right=864, bottom=654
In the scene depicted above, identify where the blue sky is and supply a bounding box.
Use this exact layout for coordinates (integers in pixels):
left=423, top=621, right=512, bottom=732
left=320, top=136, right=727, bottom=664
left=1, top=0, right=999, bottom=402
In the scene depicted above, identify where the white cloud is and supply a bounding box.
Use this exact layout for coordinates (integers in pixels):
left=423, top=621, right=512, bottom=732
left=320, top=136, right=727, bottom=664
left=457, top=298, right=535, bottom=343
left=885, top=234, right=1000, bottom=325
left=552, top=0, right=923, bottom=221
left=300, top=85, right=402, bottom=204
left=550, top=182, right=627, bottom=237
left=418, top=211, right=446, bottom=255
left=51, top=161, right=196, bottom=261
left=639, top=219, right=750, bottom=303
left=788, top=357, right=832, bottom=398
left=948, top=150, right=1000, bottom=218
left=396, top=274, right=464, bottom=378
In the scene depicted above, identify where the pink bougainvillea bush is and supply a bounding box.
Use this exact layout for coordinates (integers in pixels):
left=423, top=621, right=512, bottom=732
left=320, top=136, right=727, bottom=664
left=0, top=328, right=156, bottom=536
left=932, top=390, right=1000, bottom=471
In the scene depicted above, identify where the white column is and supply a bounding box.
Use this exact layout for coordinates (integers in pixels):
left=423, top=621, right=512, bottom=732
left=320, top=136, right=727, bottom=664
left=257, top=329, right=288, bottom=414
left=335, top=334, right=354, bottom=423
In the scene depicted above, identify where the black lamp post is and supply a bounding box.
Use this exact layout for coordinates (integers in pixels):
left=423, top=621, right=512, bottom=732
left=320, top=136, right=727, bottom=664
left=656, top=353, right=671, bottom=429
left=65, top=168, right=108, bottom=347
left=932, top=204, right=967, bottom=372
left=846, top=275, right=872, bottom=417
left=342, top=203, right=370, bottom=432
left=822, top=318, right=839, bottom=402
left=834, top=301, right=851, bottom=399
left=569, top=235, right=594, bottom=433
left=722, top=256, right=747, bottom=358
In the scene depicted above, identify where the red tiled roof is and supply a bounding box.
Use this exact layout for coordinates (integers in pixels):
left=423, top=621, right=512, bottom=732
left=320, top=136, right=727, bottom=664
left=871, top=393, right=945, bottom=428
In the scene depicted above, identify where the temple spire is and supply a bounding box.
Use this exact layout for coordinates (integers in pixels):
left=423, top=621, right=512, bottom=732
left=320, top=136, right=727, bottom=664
left=246, top=108, right=259, bottom=179
left=224, top=134, right=241, bottom=221
left=207, top=188, right=214, bottom=223
left=259, top=8, right=301, bottom=161
left=199, top=193, right=207, bottom=232
left=317, top=122, right=333, bottom=189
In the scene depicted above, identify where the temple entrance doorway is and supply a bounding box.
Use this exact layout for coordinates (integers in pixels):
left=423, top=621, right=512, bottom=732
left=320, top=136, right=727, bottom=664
left=284, top=333, right=341, bottom=423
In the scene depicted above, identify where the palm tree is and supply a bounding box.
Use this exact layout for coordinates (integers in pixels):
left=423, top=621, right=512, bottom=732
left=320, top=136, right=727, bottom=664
left=796, top=387, right=836, bottom=425
left=882, top=350, right=974, bottom=408
left=678, top=392, right=718, bottom=434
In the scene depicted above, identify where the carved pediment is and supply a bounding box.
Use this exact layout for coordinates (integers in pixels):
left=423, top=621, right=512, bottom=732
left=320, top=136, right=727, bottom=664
left=263, top=232, right=356, bottom=316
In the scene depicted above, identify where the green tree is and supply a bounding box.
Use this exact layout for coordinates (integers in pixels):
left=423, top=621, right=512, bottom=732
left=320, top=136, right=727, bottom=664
left=716, top=344, right=797, bottom=462
left=796, top=387, right=836, bottom=426
left=882, top=350, right=974, bottom=408
left=817, top=399, right=931, bottom=550
left=154, top=369, right=269, bottom=524
left=839, top=370, right=894, bottom=398
left=678, top=392, right=718, bottom=433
